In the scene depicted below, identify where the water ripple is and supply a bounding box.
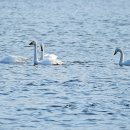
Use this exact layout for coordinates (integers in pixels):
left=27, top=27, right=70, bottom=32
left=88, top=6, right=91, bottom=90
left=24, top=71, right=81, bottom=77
left=0, top=0, right=130, bottom=130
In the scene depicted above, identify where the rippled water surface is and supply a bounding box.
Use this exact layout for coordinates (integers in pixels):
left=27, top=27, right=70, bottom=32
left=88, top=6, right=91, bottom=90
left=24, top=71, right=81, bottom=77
left=0, top=0, right=130, bottom=130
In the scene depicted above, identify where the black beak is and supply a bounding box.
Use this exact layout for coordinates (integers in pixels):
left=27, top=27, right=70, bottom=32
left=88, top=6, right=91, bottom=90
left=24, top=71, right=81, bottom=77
left=40, top=45, right=43, bottom=51
left=29, top=42, right=33, bottom=45
left=114, top=51, right=116, bottom=55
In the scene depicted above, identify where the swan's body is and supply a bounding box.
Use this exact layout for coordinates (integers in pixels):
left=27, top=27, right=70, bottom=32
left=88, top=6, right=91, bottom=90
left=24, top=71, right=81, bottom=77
left=0, top=55, right=27, bottom=64
left=29, top=41, right=63, bottom=65
left=114, top=48, right=130, bottom=66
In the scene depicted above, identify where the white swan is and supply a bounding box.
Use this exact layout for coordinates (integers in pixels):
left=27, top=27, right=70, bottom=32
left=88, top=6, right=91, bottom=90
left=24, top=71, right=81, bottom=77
left=29, top=41, right=63, bottom=65
left=114, top=48, right=130, bottom=66
left=0, top=55, right=27, bottom=64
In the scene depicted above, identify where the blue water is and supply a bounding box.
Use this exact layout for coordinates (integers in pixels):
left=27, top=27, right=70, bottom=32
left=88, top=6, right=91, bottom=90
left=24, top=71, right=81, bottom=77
left=0, top=0, right=130, bottom=130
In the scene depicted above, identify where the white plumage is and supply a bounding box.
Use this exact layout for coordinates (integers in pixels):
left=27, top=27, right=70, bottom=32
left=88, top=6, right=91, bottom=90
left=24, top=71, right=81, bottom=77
left=114, top=48, right=130, bottom=66
left=0, top=55, right=27, bottom=64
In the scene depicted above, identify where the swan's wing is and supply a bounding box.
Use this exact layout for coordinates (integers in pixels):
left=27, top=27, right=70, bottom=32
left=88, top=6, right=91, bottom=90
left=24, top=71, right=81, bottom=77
left=44, top=54, right=58, bottom=60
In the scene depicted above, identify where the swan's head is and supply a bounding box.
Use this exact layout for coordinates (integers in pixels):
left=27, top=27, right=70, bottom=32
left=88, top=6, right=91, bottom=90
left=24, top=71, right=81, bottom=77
left=114, top=48, right=121, bottom=55
left=29, top=41, right=37, bottom=46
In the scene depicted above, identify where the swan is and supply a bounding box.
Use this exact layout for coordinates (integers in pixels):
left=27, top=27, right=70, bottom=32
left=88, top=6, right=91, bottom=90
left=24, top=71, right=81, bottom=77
left=0, top=54, right=27, bottom=64
left=114, top=48, right=130, bottom=66
left=29, top=41, right=63, bottom=65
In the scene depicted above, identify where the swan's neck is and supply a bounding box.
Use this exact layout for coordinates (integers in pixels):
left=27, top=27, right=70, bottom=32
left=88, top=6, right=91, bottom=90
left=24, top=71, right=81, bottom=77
left=119, top=50, right=124, bottom=66
left=40, top=48, right=44, bottom=61
left=34, top=44, right=38, bottom=65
